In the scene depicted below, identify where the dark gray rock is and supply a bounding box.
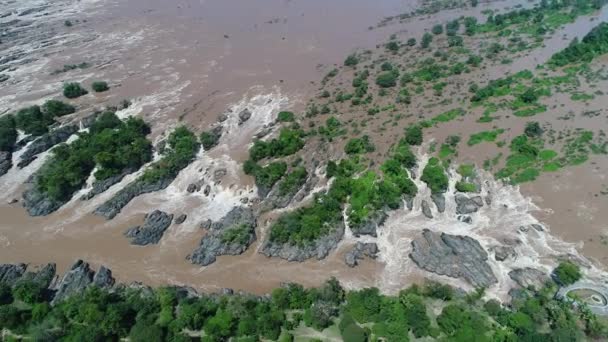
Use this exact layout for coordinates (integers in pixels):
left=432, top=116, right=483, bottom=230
left=81, top=168, right=136, bottom=200
left=262, top=174, right=317, bottom=211
left=92, top=266, right=115, bottom=288
left=51, top=260, right=95, bottom=305
left=458, top=215, right=472, bottom=224
left=238, top=109, right=252, bottom=124
left=187, top=183, right=199, bottom=193
left=213, top=168, right=227, bottom=182
left=0, top=263, right=27, bottom=286
left=218, top=113, right=229, bottom=122
left=201, top=126, right=223, bottom=150
left=22, top=179, right=66, bottom=217
left=203, top=185, right=211, bottom=196
left=20, top=263, right=56, bottom=288
left=260, top=222, right=345, bottom=262
left=421, top=200, right=433, bottom=219
left=405, top=196, right=414, bottom=211
left=350, top=210, right=387, bottom=237
left=493, top=245, right=516, bottom=261
left=95, top=176, right=175, bottom=220
left=344, top=242, right=379, bottom=267
left=13, top=136, right=36, bottom=152
left=455, top=193, right=483, bottom=215
left=0, top=74, right=9, bottom=83
left=18, top=124, right=78, bottom=168
left=124, top=210, right=174, bottom=245
left=0, top=151, right=11, bottom=177
left=175, top=214, right=187, bottom=224
left=431, top=193, right=445, bottom=213
left=509, top=268, right=549, bottom=290
left=410, top=229, right=497, bottom=287
left=188, top=207, right=256, bottom=266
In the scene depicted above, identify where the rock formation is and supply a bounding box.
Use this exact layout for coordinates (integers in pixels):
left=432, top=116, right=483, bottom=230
left=410, top=229, right=497, bottom=287
left=345, top=242, right=379, bottom=267
left=124, top=210, right=174, bottom=245
left=188, top=207, right=256, bottom=266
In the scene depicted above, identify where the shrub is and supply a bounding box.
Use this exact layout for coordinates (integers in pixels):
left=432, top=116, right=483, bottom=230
left=386, top=41, right=399, bottom=52
left=553, top=262, right=582, bottom=285
left=375, top=71, right=398, bottom=88
left=421, top=32, right=433, bottom=48
left=200, top=129, right=222, bottom=150
left=15, top=106, right=54, bottom=136
left=455, top=181, right=477, bottom=192
left=345, top=135, right=375, bottom=154
left=344, top=54, right=359, bottom=66
left=91, top=81, right=109, bottom=92
left=432, top=24, right=444, bottom=35
left=42, top=100, right=76, bottom=117
left=63, top=82, right=88, bottom=98
left=0, top=115, right=17, bottom=152
left=404, top=125, right=423, bottom=145
left=407, top=38, right=417, bottom=46
left=524, top=121, right=543, bottom=138
left=421, top=157, right=448, bottom=193
left=277, top=111, right=295, bottom=122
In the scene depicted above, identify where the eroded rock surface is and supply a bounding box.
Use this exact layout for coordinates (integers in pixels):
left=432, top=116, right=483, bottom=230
left=455, top=193, right=484, bottom=215
left=260, top=223, right=345, bottom=262
left=410, top=229, right=497, bottom=287
left=124, top=210, right=174, bottom=245
left=0, top=151, right=12, bottom=176
left=95, top=177, right=175, bottom=219
left=345, top=242, right=379, bottom=267
left=188, top=207, right=256, bottom=266
left=52, top=260, right=114, bottom=304
left=509, top=268, right=549, bottom=290
left=18, top=124, right=78, bottom=168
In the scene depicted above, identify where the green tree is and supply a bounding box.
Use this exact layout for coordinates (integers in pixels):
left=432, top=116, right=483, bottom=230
left=92, top=81, right=109, bottom=92
left=553, top=262, right=582, bottom=285
left=63, top=82, right=88, bottom=99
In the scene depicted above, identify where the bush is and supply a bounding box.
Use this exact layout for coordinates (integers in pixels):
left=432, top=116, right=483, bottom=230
left=404, top=125, right=423, bottom=145
left=42, top=100, right=76, bottom=117
left=524, top=121, right=543, bottom=138
left=407, top=38, right=417, bottom=46
left=375, top=71, right=398, bottom=88
left=344, top=54, right=359, bottom=66
left=248, top=128, right=304, bottom=161
left=277, top=111, right=295, bottom=122
left=432, top=24, right=444, bottom=35
left=386, top=41, right=399, bottom=52
left=553, top=262, right=582, bottom=285
left=91, top=81, right=109, bottom=92
left=63, top=82, right=88, bottom=99
left=345, top=135, right=375, bottom=154
left=421, top=32, right=433, bottom=48
left=200, top=129, right=222, bottom=150
left=421, top=157, right=448, bottom=193
left=0, top=115, right=17, bottom=152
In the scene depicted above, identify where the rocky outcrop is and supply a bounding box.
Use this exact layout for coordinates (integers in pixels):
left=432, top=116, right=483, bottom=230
left=51, top=260, right=114, bottom=304
left=94, top=176, right=175, bottom=220
left=124, top=210, right=174, bottom=245
left=0, top=151, right=11, bottom=177
left=509, top=268, right=549, bottom=290
left=421, top=200, right=433, bottom=219
left=175, top=214, right=187, bottom=224
left=345, top=242, right=379, bottom=267
left=261, top=175, right=318, bottom=211
left=201, top=126, right=223, bottom=150
left=238, top=108, right=252, bottom=124
left=22, top=178, right=66, bottom=217
left=350, top=210, right=388, bottom=237
left=410, top=229, right=497, bottom=288
left=18, top=124, right=78, bottom=168
left=20, top=263, right=57, bottom=288
left=493, top=245, right=517, bottom=261
left=455, top=193, right=484, bottom=215
left=260, top=223, right=345, bottom=262
left=188, top=207, right=256, bottom=266
left=0, top=264, right=27, bottom=286
left=81, top=168, right=136, bottom=200
left=431, top=193, right=445, bottom=213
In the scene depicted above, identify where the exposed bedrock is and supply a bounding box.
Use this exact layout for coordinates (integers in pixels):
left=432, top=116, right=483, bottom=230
left=350, top=210, right=388, bottom=237
left=431, top=193, right=445, bottom=213
left=51, top=260, right=115, bottom=305
left=260, top=222, right=345, bottom=262
left=345, top=242, right=379, bottom=267
left=260, top=175, right=319, bottom=211
left=18, top=124, right=79, bottom=168
left=124, top=210, right=174, bottom=246
left=455, top=193, right=484, bottom=215
left=0, top=151, right=12, bottom=177
left=238, top=108, right=252, bottom=125
left=81, top=168, right=136, bottom=200
left=509, top=268, right=550, bottom=290
left=409, top=229, right=497, bottom=288
left=94, top=176, right=175, bottom=219
left=421, top=200, right=433, bottom=219
left=22, top=175, right=67, bottom=217
left=188, top=207, right=257, bottom=266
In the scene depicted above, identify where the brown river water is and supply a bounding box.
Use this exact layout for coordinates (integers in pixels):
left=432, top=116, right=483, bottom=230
left=0, top=0, right=607, bottom=296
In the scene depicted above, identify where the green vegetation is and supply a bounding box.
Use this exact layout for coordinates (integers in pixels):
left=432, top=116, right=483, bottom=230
left=421, top=32, right=433, bottom=48
left=456, top=181, right=477, bottom=192
left=553, top=262, right=582, bottom=286
left=140, top=126, right=199, bottom=184
left=249, top=128, right=304, bottom=162
left=468, top=128, right=505, bottom=146
left=91, top=81, right=109, bottom=93
left=51, top=62, right=90, bottom=75
left=277, top=111, right=295, bottom=122
left=200, top=129, right=221, bottom=150
left=0, top=115, right=17, bottom=152
left=11, top=100, right=76, bottom=137
left=36, top=112, right=153, bottom=201
left=421, top=157, right=448, bottom=193
left=318, top=117, right=346, bottom=141
left=404, top=125, right=423, bottom=145
left=549, top=22, right=608, bottom=66
left=345, top=135, right=375, bottom=154
left=375, top=70, right=399, bottom=88
left=278, top=167, right=308, bottom=196
left=63, top=82, right=88, bottom=99
left=221, top=224, right=252, bottom=245
left=244, top=161, right=287, bottom=190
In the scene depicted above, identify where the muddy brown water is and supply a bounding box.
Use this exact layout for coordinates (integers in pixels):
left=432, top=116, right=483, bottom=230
left=0, top=0, right=607, bottom=295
